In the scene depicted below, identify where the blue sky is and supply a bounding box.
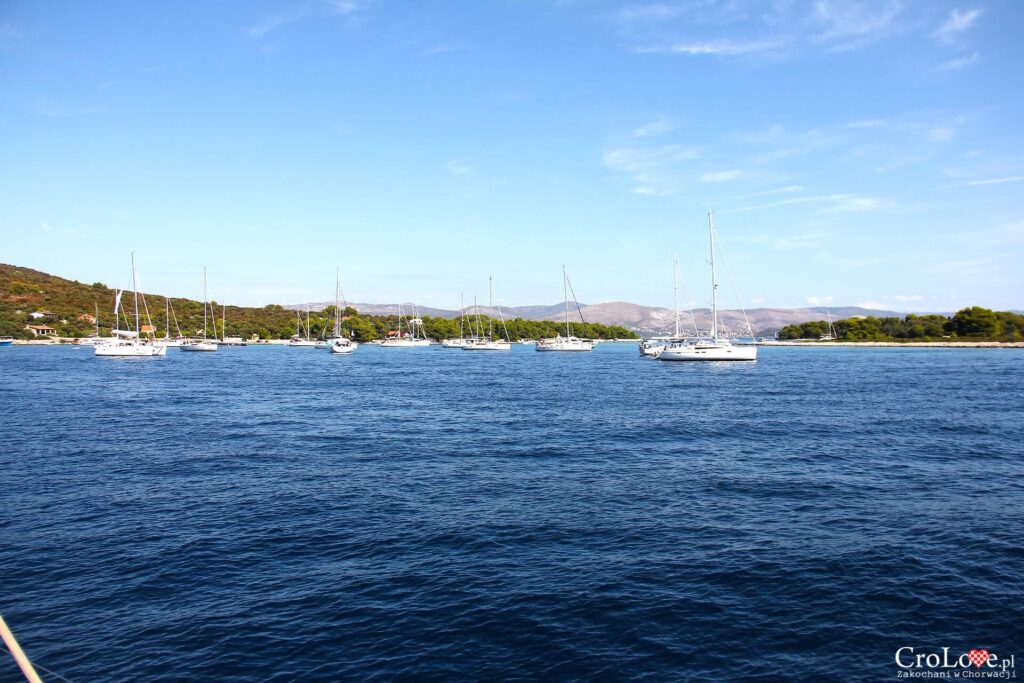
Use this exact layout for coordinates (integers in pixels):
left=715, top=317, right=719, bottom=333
left=2, top=1, right=1022, bottom=312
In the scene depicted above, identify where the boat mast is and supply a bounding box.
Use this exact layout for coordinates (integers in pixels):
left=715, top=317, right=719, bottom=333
left=203, top=266, right=209, bottom=341
left=165, top=298, right=170, bottom=340
left=673, top=252, right=680, bottom=338
left=306, top=303, right=311, bottom=341
left=222, top=304, right=226, bottom=342
left=459, top=293, right=464, bottom=339
left=563, top=265, right=570, bottom=338
left=334, top=268, right=341, bottom=338
left=708, top=212, right=718, bottom=340
left=474, top=296, right=481, bottom=341
left=488, top=276, right=494, bottom=341
left=131, top=252, right=140, bottom=344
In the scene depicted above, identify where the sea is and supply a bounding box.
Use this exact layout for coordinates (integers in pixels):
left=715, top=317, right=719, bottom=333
left=2, top=343, right=1022, bottom=681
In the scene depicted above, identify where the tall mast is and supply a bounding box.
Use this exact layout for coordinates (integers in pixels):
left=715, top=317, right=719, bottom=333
left=131, top=252, right=140, bottom=343
left=488, top=276, right=494, bottom=340
left=459, top=293, right=464, bottom=339
left=203, top=266, right=209, bottom=340
left=474, top=296, right=481, bottom=340
left=673, top=252, right=680, bottom=338
left=222, top=304, right=226, bottom=342
left=334, top=267, right=341, bottom=337
left=306, top=303, right=310, bottom=341
left=708, top=211, right=718, bottom=340
left=563, top=265, right=570, bottom=338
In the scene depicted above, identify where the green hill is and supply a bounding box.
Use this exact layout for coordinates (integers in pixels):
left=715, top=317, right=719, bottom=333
left=0, top=263, right=637, bottom=342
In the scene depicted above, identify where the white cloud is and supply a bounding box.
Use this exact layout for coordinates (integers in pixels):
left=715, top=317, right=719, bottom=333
left=700, top=170, right=743, bottom=183
left=966, top=176, right=1024, bottom=187
left=639, top=39, right=783, bottom=56
left=722, top=193, right=884, bottom=214
left=246, top=9, right=306, bottom=39
left=444, top=160, right=472, bottom=176
left=603, top=144, right=699, bottom=196
left=603, top=145, right=698, bottom=172
left=855, top=301, right=889, bottom=310
left=41, top=222, right=53, bottom=232
left=809, top=0, right=904, bottom=51
left=892, top=294, right=924, bottom=302
left=929, top=127, right=955, bottom=142
left=806, top=295, right=833, bottom=306
left=631, top=117, right=674, bottom=138
left=934, top=8, right=983, bottom=44
left=938, top=52, right=980, bottom=70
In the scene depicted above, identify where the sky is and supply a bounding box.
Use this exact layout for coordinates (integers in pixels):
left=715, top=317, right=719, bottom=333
left=1, top=0, right=1022, bottom=312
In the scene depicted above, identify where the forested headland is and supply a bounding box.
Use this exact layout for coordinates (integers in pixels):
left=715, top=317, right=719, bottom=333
left=0, top=264, right=636, bottom=341
left=778, top=307, right=1024, bottom=342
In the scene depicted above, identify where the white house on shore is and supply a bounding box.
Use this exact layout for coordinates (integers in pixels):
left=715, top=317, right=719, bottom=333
left=25, top=324, right=57, bottom=337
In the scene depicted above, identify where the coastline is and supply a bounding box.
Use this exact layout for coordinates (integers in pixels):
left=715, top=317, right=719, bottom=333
left=759, top=340, right=1024, bottom=348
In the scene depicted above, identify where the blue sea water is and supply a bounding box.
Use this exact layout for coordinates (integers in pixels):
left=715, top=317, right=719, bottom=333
left=1, top=343, right=1022, bottom=681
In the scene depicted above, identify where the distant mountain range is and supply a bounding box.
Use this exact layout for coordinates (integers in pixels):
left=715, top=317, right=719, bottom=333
left=289, top=300, right=902, bottom=336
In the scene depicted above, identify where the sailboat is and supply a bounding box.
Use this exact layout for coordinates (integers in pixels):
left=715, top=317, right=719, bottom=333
left=217, top=304, right=246, bottom=346
left=463, top=277, right=511, bottom=351
left=536, top=266, right=593, bottom=352
left=80, top=302, right=117, bottom=346
left=288, top=304, right=318, bottom=347
left=181, top=267, right=218, bottom=352
left=95, top=253, right=167, bottom=357
left=381, top=303, right=431, bottom=347
left=442, top=293, right=469, bottom=348
left=659, top=212, right=757, bottom=362
left=820, top=309, right=838, bottom=341
left=327, top=268, right=358, bottom=354
left=156, top=298, right=185, bottom=347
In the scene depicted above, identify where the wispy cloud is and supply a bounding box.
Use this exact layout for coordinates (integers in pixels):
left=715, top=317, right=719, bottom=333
left=41, top=222, right=53, bottom=233
left=806, top=295, right=833, bottom=306
left=938, top=52, right=980, bottom=70
left=966, top=176, right=1024, bottom=187
left=419, top=42, right=476, bottom=57
left=35, top=103, right=106, bottom=118
left=721, top=193, right=885, bottom=214
left=928, top=127, right=955, bottom=142
left=246, top=8, right=307, bottom=39
left=809, top=1, right=905, bottom=52
left=444, top=160, right=472, bottom=176
left=637, top=39, right=783, bottom=56
left=631, top=117, right=674, bottom=138
left=934, top=8, right=983, bottom=44
left=700, top=169, right=744, bottom=183
left=603, top=144, right=699, bottom=196
left=247, top=1, right=370, bottom=40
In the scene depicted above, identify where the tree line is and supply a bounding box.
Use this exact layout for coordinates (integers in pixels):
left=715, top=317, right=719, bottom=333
left=778, top=307, right=1024, bottom=342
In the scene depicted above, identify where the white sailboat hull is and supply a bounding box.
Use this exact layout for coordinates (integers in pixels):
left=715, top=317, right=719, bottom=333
left=658, top=343, right=757, bottom=362
left=380, top=339, right=431, bottom=348
left=287, top=340, right=318, bottom=347
left=441, top=338, right=466, bottom=348
left=329, top=340, right=358, bottom=354
left=79, top=337, right=118, bottom=346
left=462, top=340, right=511, bottom=351
left=314, top=342, right=331, bottom=349
left=535, top=337, right=593, bottom=352
left=180, top=341, right=218, bottom=352
left=95, top=343, right=167, bottom=357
